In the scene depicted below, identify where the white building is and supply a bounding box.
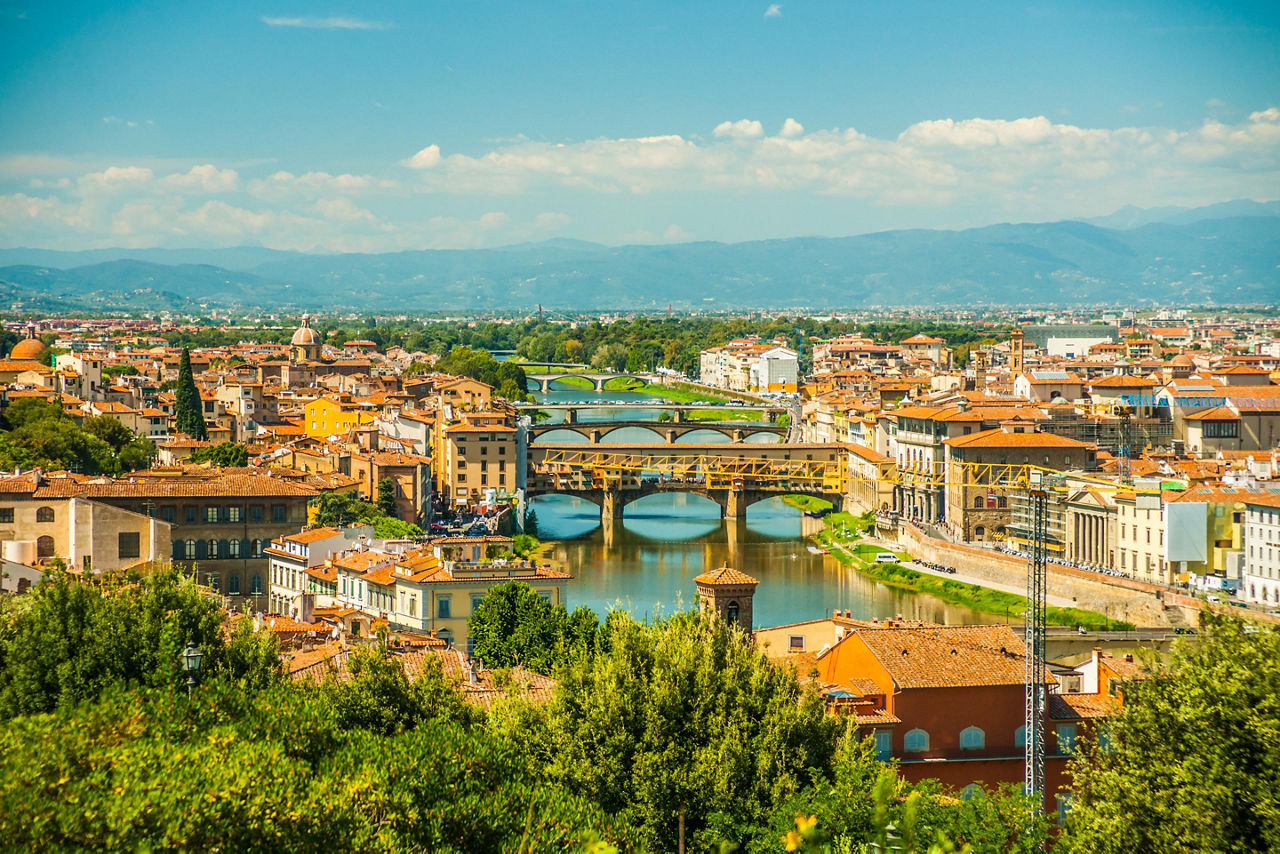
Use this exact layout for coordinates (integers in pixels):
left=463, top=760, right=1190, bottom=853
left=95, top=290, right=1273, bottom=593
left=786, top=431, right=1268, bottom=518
left=265, top=525, right=374, bottom=616
left=699, top=340, right=798, bottom=393
left=1242, top=496, right=1280, bottom=606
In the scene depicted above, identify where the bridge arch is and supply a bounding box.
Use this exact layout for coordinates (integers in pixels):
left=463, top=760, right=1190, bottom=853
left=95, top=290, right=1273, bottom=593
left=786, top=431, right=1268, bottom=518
left=530, top=428, right=590, bottom=444
left=672, top=428, right=734, bottom=444
left=597, top=424, right=666, bottom=444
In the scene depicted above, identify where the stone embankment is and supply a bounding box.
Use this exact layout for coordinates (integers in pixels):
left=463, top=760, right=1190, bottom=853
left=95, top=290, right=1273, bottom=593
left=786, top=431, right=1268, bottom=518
left=887, top=521, right=1173, bottom=626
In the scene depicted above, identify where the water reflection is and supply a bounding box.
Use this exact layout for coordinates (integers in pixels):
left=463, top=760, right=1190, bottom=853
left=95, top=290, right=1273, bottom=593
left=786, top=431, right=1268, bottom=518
left=528, top=383, right=991, bottom=628
left=532, top=493, right=993, bottom=629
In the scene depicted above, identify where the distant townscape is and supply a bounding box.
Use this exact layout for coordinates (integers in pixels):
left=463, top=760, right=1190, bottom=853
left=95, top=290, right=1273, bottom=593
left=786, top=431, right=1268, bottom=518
left=1, top=306, right=1277, bottom=850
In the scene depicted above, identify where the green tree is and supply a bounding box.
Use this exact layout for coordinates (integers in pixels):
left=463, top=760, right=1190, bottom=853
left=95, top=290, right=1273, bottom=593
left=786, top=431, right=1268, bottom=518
left=376, top=477, right=398, bottom=517
left=1060, top=616, right=1280, bottom=853
left=0, top=569, right=276, bottom=718
left=467, top=581, right=574, bottom=673
left=173, top=347, right=207, bottom=440
left=190, top=441, right=250, bottom=467
left=545, top=611, right=842, bottom=850
left=82, top=414, right=134, bottom=451
left=511, top=533, right=540, bottom=558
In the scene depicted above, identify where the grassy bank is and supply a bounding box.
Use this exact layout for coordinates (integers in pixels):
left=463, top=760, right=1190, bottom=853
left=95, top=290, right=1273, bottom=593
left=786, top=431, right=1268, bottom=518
left=780, top=495, right=834, bottom=514
left=814, top=519, right=1134, bottom=631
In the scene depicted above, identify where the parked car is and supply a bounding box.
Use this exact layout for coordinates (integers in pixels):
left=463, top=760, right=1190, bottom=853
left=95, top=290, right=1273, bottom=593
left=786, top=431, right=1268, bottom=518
left=1206, top=594, right=1221, bottom=603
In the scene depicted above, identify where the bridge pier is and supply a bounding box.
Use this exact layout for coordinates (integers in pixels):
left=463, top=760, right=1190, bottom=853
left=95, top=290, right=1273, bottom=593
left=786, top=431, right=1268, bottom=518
left=726, top=489, right=744, bottom=518
left=664, top=428, right=679, bottom=443
left=589, top=429, right=603, bottom=443
left=594, top=378, right=606, bottom=391
left=538, top=377, right=551, bottom=393
left=732, top=428, right=745, bottom=442
left=671, top=410, right=683, bottom=423
left=564, top=408, right=577, bottom=424
left=601, top=488, right=625, bottom=520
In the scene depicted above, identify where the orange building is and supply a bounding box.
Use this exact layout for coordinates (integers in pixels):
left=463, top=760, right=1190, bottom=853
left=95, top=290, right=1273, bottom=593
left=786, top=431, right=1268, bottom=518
left=809, top=619, right=1116, bottom=815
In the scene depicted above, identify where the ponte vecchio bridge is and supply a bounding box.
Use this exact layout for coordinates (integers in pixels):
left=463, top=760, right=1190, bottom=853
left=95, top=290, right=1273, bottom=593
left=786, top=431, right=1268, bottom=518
left=524, top=442, right=845, bottom=521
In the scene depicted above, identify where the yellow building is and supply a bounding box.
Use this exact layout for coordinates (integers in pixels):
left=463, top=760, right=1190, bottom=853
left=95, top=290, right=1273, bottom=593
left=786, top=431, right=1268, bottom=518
left=304, top=396, right=377, bottom=438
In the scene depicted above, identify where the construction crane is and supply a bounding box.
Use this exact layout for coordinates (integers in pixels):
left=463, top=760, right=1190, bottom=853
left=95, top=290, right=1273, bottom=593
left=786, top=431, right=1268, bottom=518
left=1022, top=469, right=1049, bottom=812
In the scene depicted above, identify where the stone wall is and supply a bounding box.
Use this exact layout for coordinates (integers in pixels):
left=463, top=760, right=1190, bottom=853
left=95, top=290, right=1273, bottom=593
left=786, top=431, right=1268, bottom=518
left=890, top=521, right=1169, bottom=626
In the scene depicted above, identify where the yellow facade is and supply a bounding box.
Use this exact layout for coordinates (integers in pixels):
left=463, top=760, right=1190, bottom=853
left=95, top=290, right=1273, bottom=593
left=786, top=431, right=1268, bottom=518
left=303, top=397, right=376, bottom=438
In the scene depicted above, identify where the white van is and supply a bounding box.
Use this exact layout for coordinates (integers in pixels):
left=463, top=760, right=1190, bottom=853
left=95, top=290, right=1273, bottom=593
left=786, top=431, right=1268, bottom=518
left=875, top=552, right=899, bottom=564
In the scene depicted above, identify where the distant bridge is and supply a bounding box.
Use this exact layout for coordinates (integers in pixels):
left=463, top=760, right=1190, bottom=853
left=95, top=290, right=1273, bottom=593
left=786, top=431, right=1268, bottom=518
left=528, top=420, right=786, bottom=444
left=525, top=442, right=844, bottom=520
left=514, top=402, right=787, bottom=422
left=524, top=371, right=649, bottom=392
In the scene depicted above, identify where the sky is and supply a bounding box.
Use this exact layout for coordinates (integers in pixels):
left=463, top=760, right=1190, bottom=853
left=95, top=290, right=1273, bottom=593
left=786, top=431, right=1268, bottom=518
left=0, top=0, right=1278, bottom=252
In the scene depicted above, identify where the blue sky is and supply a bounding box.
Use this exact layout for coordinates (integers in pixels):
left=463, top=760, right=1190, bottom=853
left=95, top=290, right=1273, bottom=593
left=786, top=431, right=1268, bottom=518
left=1, top=0, right=1277, bottom=251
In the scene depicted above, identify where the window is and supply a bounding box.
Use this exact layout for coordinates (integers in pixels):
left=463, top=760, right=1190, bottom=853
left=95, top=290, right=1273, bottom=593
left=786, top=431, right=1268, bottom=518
left=117, top=532, right=141, bottom=560
left=873, top=730, right=892, bottom=760
left=160, top=505, right=176, bottom=522
left=1014, top=725, right=1026, bottom=747
left=960, top=726, right=985, bottom=750
left=0, top=508, right=12, bottom=523
left=1056, top=724, right=1077, bottom=755
left=726, top=600, right=739, bottom=625
left=228, top=506, right=241, bottom=523
left=228, top=539, right=241, bottom=558
left=408, top=596, right=417, bottom=617
left=205, top=506, right=218, bottom=523
left=36, top=535, right=56, bottom=558
left=251, top=574, right=262, bottom=595
left=904, top=728, right=929, bottom=752
left=437, top=595, right=452, bottom=619
left=272, top=504, right=286, bottom=523
left=471, top=594, right=485, bottom=612
left=974, top=496, right=984, bottom=509
left=185, top=505, right=198, bottom=523
left=207, top=539, right=219, bottom=559
left=36, top=506, right=55, bottom=523
left=228, top=575, right=241, bottom=595
left=249, top=504, right=264, bottom=522
left=788, top=635, right=806, bottom=652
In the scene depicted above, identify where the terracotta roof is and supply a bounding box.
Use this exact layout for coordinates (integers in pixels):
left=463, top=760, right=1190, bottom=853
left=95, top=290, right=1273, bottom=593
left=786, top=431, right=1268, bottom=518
left=1049, top=691, right=1119, bottom=720
left=1183, top=406, right=1239, bottom=421
left=31, top=473, right=318, bottom=499
left=944, top=428, right=1092, bottom=450
left=693, top=566, right=759, bottom=586
left=827, top=624, right=1047, bottom=690
left=284, top=527, right=342, bottom=544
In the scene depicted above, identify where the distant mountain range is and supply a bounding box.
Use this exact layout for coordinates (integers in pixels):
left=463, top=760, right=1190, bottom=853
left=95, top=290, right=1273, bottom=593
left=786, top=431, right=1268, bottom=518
left=2, top=201, right=1277, bottom=312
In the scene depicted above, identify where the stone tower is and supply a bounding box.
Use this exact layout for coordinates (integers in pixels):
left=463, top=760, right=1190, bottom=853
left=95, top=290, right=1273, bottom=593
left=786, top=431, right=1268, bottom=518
left=1010, top=327, right=1025, bottom=375
left=693, top=565, right=759, bottom=632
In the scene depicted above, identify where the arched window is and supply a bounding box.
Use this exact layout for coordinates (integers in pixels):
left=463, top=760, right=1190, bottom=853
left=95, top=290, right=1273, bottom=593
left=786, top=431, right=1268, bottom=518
left=960, top=726, right=985, bottom=750
left=726, top=600, right=739, bottom=624
left=228, top=539, right=241, bottom=558
left=36, top=507, right=55, bottom=523
left=228, top=575, right=241, bottom=595
left=185, top=539, right=196, bottom=559
left=975, top=525, right=986, bottom=538
left=36, top=536, right=56, bottom=558
left=206, top=539, right=219, bottom=559
left=973, top=496, right=984, bottom=508
left=250, top=574, right=262, bottom=595
left=1014, top=725, right=1026, bottom=747
left=904, top=728, right=929, bottom=752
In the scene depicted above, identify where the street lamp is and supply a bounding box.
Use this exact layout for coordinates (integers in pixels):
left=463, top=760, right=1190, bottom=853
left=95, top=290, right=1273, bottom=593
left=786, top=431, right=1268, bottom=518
left=181, top=641, right=204, bottom=697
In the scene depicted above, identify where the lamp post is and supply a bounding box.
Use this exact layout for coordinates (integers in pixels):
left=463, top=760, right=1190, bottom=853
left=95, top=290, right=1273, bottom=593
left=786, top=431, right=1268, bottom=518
left=181, top=641, right=203, bottom=697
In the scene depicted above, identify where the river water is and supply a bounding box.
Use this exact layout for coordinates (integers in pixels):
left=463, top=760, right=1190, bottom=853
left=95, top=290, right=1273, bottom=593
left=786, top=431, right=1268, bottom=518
left=529, top=381, right=993, bottom=629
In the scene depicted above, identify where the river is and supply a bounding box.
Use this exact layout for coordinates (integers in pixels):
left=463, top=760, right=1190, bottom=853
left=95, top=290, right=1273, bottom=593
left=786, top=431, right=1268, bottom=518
left=528, top=379, right=994, bottom=629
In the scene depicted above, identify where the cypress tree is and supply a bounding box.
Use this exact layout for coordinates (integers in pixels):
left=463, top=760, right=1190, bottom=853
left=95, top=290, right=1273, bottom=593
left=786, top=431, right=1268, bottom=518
left=174, top=348, right=208, bottom=440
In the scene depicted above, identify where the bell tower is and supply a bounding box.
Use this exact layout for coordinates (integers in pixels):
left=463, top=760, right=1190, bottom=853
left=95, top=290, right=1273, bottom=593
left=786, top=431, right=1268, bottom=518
left=693, top=565, right=759, bottom=632
left=1010, top=327, right=1025, bottom=375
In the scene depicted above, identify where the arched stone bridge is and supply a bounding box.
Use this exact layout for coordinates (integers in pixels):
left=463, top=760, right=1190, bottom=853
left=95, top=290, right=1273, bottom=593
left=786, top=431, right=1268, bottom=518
left=525, top=442, right=845, bottom=521
left=529, top=420, right=786, bottom=444
left=524, top=371, right=649, bottom=392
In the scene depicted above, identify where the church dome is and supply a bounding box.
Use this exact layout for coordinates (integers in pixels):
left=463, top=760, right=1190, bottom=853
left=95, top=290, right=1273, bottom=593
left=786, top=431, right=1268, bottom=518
left=10, top=325, right=47, bottom=360
left=291, top=314, right=320, bottom=347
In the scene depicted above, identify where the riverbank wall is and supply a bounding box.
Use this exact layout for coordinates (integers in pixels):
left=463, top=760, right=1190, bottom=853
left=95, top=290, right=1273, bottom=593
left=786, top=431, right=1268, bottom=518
left=886, top=521, right=1170, bottom=626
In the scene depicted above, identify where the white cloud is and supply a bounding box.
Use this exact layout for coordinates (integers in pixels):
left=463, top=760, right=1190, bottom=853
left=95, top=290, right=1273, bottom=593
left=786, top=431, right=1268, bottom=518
left=403, top=144, right=443, bottom=169
left=714, top=119, right=765, bottom=140
left=158, top=164, right=240, bottom=193
left=261, top=15, right=390, bottom=30
left=764, top=4, right=782, bottom=17
left=6, top=109, right=1280, bottom=251
left=534, top=211, right=571, bottom=230
left=779, top=117, right=804, bottom=139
